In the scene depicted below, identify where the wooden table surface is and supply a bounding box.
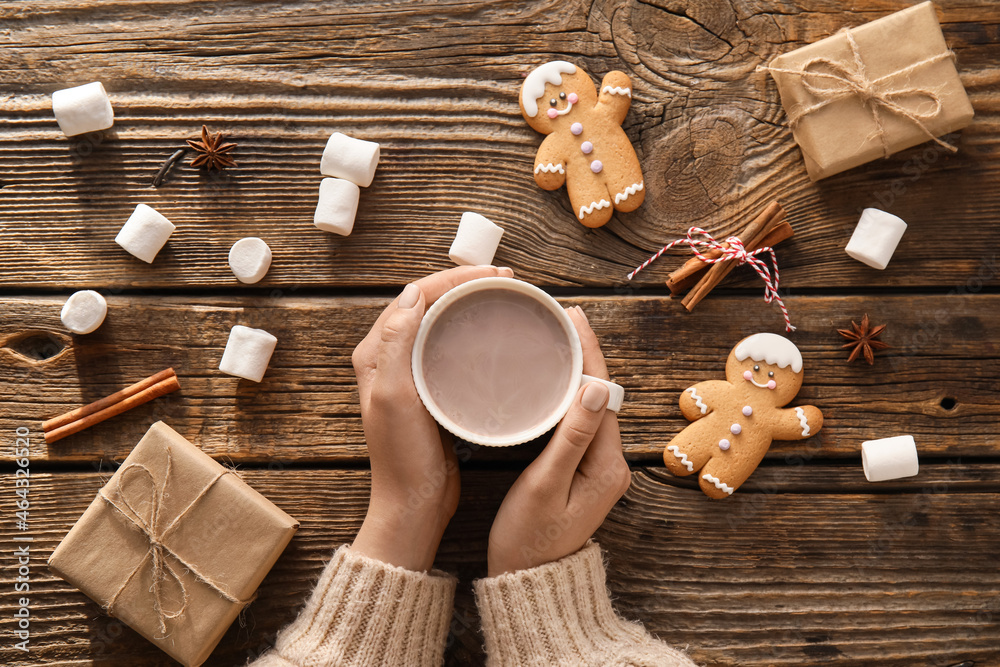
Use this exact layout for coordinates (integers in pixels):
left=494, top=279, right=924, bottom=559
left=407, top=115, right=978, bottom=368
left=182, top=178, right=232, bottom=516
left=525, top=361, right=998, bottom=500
left=1, top=1, right=998, bottom=665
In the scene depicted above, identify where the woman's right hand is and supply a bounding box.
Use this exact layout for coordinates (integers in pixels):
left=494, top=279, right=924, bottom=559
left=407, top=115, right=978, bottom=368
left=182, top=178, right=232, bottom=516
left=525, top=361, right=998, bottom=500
left=486, top=306, right=632, bottom=577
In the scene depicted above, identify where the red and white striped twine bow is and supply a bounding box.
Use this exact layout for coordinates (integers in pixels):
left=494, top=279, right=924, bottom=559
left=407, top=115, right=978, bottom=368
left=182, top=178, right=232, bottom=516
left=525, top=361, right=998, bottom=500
left=627, top=227, right=796, bottom=332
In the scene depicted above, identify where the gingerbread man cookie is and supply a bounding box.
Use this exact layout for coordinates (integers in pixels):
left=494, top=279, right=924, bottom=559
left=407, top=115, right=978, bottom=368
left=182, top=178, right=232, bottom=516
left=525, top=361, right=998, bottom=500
left=519, top=61, right=645, bottom=228
left=664, top=333, right=824, bottom=499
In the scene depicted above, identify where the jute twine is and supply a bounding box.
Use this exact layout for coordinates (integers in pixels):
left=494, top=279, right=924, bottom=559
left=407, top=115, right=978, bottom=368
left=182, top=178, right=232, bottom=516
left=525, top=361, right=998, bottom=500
left=757, top=28, right=957, bottom=157
left=98, top=447, right=256, bottom=637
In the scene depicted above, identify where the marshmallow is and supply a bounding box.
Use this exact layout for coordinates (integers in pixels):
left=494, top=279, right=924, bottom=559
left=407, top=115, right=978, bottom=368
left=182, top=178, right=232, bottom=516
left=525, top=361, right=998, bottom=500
left=60, top=290, right=107, bottom=334
left=449, top=212, right=505, bottom=266
left=845, top=208, right=907, bottom=270
left=862, top=435, right=919, bottom=482
left=51, top=82, right=114, bottom=137
left=219, top=325, right=278, bottom=383
left=115, top=204, right=175, bottom=263
left=320, top=132, right=380, bottom=187
left=229, top=237, right=272, bottom=284
left=581, top=374, right=624, bottom=413
left=314, top=178, right=361, bottom=235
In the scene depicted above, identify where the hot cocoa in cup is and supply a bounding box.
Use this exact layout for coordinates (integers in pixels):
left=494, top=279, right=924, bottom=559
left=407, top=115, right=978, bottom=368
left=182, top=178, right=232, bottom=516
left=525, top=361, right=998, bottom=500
left=412, top=277, right=622, bottom=446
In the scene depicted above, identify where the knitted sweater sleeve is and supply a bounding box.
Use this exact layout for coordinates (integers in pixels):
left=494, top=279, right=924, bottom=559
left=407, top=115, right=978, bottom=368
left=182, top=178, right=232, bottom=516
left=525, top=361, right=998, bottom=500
left=248, top=545, right=456, bottom=667
left=474, top=542, right=697, bottom=667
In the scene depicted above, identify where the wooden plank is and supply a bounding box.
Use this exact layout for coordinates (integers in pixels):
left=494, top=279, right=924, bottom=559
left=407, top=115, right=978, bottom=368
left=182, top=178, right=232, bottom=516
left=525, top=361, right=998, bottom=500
left=606, top=467, right=1000, bottom=666
left=0, top=466, right=996, bottom=666
left=0, top=0, right=997, bottom=290
left=0, top=470, right=374, bottom=667
left=3, top=293, right=998, bottom=464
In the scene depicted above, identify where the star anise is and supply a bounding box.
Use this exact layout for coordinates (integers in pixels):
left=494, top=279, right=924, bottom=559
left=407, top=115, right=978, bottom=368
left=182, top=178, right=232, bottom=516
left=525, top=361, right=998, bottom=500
left=186, top=125, right=237, bottom=171
left=837, top=314, right=890, bottom=365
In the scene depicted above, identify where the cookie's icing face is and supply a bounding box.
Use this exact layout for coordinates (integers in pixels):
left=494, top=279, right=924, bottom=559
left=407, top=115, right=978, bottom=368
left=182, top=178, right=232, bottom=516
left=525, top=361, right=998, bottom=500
left=733, top=333, right=802, bottom=373
left=545, top=88, right=578, bottom=118
left=520, top=60, right=577, bottom=118
left=520, top=65, right=598, bottom=134
left=727, top=357, right=803, bottom=406
left=725, top=334, right=805, bottom=406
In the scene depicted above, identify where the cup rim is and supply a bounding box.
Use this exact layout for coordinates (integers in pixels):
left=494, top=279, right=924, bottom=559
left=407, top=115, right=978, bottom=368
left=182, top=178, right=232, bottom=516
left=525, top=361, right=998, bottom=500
left=411, top=276, right=583, bottom=447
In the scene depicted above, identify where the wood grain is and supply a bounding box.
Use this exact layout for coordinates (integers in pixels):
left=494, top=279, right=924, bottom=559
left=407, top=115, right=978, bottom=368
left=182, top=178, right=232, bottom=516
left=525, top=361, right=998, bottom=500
left=0, top=0, right=997, bottom=290
left=607, top=467, right=1000, bottom=666
left=2, top=293, right=997, bottom=464
left=0, top=467, right=996, bottom=666
left=2, top=2, right=999, bottom=665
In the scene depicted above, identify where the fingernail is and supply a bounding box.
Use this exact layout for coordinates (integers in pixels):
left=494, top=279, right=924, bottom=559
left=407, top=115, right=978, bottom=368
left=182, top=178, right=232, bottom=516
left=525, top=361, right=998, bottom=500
left=476, top=264, right=497, bottom=268
left=398, top=283, right=420, bottom=309
left=581, top=381, right=609, bottom=412
left=497, top=267, right=514, bottom=277
left=574, top=306, right=589, bottom=322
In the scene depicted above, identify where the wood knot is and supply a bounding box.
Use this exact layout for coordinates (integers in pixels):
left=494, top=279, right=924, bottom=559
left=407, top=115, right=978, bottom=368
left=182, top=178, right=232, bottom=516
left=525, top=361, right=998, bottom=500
left=2, top=330, right=70, bottom=363
left=637, top=111, right=747, bottom=230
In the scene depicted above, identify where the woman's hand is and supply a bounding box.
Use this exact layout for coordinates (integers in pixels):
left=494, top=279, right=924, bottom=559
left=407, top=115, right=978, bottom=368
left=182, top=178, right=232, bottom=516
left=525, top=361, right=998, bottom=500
left=486, top=306, right=632, bottom=576
left=351, top=265, right=514, bottom=571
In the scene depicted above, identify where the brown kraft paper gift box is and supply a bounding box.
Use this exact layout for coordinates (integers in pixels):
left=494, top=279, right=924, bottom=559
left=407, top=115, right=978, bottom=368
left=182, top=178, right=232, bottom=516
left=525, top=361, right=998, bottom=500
left=48, top=421, right=299, bottom=667
left=763, top=1, right=974, bottom=181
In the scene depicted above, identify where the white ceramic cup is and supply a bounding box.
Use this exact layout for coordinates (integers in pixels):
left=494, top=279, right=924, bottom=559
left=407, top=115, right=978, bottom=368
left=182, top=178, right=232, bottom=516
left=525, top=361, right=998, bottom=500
left=411, top=277, right=623, bottom=447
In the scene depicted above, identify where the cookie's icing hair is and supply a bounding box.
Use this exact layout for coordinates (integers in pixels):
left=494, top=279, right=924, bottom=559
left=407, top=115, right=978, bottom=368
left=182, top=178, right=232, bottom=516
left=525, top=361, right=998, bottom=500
left=734, top=333, right=802, bottom=373
left=521, top=61, right=577, bottom=118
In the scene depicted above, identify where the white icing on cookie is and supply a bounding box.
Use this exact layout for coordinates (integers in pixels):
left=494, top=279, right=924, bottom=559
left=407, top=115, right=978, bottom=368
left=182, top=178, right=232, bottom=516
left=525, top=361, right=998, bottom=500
left=578, top=199, right=611, bottom=219
left=614, top=181, right=643, bottom=204
left=685, top=387, right=707, bottom=414
left=795, top=406, right=810, bottom=436
left=534, top=163, right=565, bottom=175
left=602, top=85, right=632, bottom=97
left=702, top=473, right=734, bottom=495
left=667, top=445, right=694, bottom=472
left=734, top=333, right=803, bottom=373
left=522, top=61, right=577, bottom=118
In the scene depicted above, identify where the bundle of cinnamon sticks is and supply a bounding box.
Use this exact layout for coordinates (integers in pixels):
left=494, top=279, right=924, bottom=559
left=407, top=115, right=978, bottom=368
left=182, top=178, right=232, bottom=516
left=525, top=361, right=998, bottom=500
left=43, top=368, right=180, bottom=444
left=667, top=201, right=792, bottom=310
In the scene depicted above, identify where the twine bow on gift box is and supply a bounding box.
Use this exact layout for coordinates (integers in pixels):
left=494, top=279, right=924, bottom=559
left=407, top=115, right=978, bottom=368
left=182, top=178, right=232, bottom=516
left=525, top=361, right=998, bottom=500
left=757, top=28, right=959, bottom=158
left=98, top=447, right=255, bottom=636
left=628, top=226, right=795, bottom=332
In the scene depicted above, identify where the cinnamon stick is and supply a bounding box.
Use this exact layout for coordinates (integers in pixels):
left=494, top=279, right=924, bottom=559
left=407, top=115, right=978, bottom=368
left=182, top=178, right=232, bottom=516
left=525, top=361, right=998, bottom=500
left=42, top=367, right=176, bottom=431
left=667, top=219, right=794, bottom=295
left=43, top=369, right=180, bottom=444
left=755, top=219, right=795, bottom=253
left=667, top=202, right=786, bottom=295
left=682, top=202, right=787, bottom=311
